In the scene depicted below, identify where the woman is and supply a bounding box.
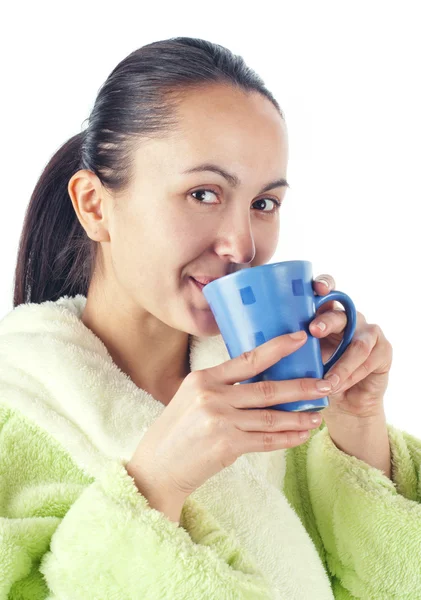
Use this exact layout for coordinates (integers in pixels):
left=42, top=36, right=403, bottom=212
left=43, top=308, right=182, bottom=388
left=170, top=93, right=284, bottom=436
left=1, top=37, right=420, bottom=599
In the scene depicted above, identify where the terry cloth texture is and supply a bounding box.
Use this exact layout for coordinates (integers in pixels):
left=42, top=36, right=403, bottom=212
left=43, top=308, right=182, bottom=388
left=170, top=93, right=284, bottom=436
left=0, top=295, right=420, bottom=599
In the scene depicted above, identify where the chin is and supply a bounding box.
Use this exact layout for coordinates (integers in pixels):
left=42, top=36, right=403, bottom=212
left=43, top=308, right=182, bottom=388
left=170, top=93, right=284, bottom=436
left=187, top=307, right=221, bottom=337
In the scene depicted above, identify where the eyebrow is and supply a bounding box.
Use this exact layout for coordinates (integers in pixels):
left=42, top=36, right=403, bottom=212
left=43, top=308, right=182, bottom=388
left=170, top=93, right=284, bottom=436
left=181, top=163, right=290, bottom=194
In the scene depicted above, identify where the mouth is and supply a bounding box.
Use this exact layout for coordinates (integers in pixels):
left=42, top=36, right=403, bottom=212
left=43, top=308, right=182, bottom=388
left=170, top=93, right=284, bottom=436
left=190, top=277, right=207, bottom=292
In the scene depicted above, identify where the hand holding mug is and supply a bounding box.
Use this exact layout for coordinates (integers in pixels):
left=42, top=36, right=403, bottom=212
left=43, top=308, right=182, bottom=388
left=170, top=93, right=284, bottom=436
left=126, top=330, right=331, bottom=517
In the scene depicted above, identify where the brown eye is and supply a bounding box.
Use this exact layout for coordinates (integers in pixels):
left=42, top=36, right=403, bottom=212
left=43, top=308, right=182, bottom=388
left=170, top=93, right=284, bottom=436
left=190, top=189, right=218, bottom=204
left=253, top=198, right=282, bottom=213
left=190, top=189, right=281, bottom=214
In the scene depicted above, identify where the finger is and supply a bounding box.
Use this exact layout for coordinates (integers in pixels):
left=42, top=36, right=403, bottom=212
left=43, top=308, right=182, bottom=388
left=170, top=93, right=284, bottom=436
left=233, top=405, right=323, bottom=432
left=309, top=308, right=348, bottom=337
left=324, top=330, right=377, bottom=392
left=229, top=374, right=333, bottom=409
left=212, top=331, right=309, bottom=385
left=312, top=275, right=337, bottom=314
left=316, top=301, right=343, bottom=316
left=235, top=427, right=314, bottom=454
left=331, top=336, right=392, bottom=397
left=313, top=274, right=335, bottom=294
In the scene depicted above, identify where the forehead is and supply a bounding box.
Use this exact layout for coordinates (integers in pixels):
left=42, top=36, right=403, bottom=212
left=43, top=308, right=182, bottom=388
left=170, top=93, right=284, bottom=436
left=132, top=84, right=288, bottom=176
left=175, top=84, right=287, bottom=148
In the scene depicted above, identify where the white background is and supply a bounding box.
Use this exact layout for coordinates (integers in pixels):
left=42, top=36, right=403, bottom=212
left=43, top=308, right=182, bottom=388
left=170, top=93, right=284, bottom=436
left=1, top=1, right=420, bottom=436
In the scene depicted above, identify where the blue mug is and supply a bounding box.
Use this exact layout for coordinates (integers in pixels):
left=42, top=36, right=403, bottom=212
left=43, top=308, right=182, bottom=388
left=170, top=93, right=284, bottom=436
left=202, top=260, right=357, bottom=412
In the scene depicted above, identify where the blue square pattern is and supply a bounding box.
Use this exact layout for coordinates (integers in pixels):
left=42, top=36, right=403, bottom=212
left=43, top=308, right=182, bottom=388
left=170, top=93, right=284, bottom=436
left=240, top=286, right=256, bottom=305
left=299, top=320, right=309, bottom=334
left=252, top=331, right=266, bottom=346
left=306, top=370, right=317, bottom=378
left=292, top=279, right=304, bottom=296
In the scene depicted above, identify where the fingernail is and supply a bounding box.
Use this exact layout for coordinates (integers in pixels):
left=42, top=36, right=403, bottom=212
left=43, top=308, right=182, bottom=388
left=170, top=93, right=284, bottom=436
left=316, top=379, right=332, bottom=392
left=325, top=373, right=340, bottom=388
left=289, top=331, right=306, bottom=340
left=316, top=278, right=330, bottom=287
left=310, top=414, right=322, bottom=424
left=313, top=320, right=326, bottom=332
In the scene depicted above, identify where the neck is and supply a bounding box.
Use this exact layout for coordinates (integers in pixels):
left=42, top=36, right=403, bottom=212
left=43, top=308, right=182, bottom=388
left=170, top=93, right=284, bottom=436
left=80, top=283, right=191, bottom=405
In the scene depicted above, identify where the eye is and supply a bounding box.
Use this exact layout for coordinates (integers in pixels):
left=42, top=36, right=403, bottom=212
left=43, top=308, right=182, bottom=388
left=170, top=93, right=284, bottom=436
left=189, top=188, right=281, bottom=214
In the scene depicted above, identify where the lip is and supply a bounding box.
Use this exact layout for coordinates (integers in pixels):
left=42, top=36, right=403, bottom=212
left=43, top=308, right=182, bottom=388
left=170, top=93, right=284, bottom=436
left=190, top=277, right=208, bottom=292
left=191, top=276, right=222, bottom=285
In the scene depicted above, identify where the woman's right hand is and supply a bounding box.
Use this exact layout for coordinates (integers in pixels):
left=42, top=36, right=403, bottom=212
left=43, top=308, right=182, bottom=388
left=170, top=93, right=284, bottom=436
left=126, top=330, right=332, bottom=508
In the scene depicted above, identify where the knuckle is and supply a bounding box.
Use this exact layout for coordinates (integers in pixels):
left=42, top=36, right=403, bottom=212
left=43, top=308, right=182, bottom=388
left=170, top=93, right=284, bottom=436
left=368, top=323, right=381, bottom=336
left=299, top=377, right=312, bottom=395
left=299, top=412, right=312, bottom=428
left=284, top=431, right=295, bottom=447
left=256, top=379, right=276, bottom=404
left=187, top=369, right=206, bottom=388
left=202, top=410, right=228, bottom=435
left=240, top=348, right=259, bottom=374
left=262, top=409, right=277, bottom=430
left=194, top=388, right=213, bottom=408
left=190, top=374, right=219, bottom=409
left=361, top=361, right=371, bottom=376
left=353, top=337, right=371, bottom=354
left=262, top=432, right=275, bottom=450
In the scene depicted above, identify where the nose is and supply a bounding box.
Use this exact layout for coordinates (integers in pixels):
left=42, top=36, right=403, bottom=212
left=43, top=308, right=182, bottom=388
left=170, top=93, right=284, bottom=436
left=217, top=212, right=256, bottom=265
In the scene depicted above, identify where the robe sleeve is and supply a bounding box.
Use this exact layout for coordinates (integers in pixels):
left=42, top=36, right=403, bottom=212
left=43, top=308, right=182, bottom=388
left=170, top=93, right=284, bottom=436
left=283, top=420, right=421, bottom=599
left=0, top=403, right=274, bottom=600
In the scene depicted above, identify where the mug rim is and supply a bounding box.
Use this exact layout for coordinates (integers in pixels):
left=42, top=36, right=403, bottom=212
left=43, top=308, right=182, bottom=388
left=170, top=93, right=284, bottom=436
left=203, top=260, right=312, bottom=290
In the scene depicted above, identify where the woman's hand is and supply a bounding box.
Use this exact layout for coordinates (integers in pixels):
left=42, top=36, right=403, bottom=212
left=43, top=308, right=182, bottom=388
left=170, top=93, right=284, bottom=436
left=310, top=275, right=393, bottom=426
left=126, top=331, right=332, bottom=506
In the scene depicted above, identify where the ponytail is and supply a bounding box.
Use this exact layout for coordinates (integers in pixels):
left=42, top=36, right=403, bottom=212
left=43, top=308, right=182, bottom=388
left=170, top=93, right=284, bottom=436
left=13, top=130, right=98, bottom=306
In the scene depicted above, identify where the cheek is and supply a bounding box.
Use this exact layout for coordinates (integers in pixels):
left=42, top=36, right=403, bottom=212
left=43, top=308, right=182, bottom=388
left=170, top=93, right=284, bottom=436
left=163, top=206, right=214, bottom=258
left=251, top=225, right=279, bottom=265
left=107, top=210, right=166, bottom=291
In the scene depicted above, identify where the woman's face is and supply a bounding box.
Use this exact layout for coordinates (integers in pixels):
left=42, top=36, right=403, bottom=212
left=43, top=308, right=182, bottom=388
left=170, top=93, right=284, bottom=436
left=104, top=83, right=289, bottom=337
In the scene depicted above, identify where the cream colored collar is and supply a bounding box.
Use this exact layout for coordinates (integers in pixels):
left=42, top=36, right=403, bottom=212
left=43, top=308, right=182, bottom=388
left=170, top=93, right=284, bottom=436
left=0, top=294, right=232, bottom=477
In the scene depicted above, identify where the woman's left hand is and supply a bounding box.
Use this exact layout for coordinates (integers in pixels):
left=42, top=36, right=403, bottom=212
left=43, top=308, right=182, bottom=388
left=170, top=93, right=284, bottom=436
left=310, top=275, right=393, bottom=425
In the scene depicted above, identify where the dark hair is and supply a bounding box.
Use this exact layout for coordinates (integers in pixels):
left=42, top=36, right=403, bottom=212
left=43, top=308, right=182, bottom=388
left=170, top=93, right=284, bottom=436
left=13, top=37, right=284, bottom=308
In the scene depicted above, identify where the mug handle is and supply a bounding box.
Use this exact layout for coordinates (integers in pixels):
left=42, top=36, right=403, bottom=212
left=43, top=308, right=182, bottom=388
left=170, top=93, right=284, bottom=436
left=313, top=291, right=358, bottom=375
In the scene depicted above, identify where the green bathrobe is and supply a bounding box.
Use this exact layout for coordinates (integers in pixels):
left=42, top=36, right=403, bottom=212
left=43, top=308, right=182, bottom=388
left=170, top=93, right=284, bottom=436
left=0, top=295, right=419, bottom=599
